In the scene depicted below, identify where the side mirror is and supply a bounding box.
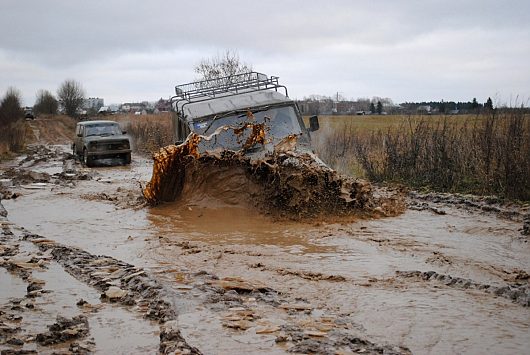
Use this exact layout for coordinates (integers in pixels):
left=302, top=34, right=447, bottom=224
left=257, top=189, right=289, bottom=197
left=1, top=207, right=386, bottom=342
left=309, top=115, right=320, bottom=132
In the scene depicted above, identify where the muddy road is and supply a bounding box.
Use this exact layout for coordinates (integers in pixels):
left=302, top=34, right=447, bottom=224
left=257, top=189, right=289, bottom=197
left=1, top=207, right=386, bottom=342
left=1, top=143, right=529, bottom=354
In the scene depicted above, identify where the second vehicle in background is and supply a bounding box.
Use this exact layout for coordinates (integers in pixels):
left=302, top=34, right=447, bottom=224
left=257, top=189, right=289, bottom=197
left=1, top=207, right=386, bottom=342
left=72, top=120, right=131, bottom=167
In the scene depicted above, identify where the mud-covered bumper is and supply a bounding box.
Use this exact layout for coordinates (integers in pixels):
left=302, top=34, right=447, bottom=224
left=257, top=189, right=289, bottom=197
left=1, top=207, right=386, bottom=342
left=86, top=148, right=131, bottom=158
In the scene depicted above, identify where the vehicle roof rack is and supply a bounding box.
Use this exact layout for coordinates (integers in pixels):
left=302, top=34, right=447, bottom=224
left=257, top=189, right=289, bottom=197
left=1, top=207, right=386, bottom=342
left=171, top=72, right=288, bottom=116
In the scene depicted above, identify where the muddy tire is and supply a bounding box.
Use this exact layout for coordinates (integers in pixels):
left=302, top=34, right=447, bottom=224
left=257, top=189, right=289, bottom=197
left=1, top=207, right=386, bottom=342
left=83, top=149, right=94, bottom=167
left=72, top=144, right=80, bottom=160
left=123, top=152, right=131, bottom=165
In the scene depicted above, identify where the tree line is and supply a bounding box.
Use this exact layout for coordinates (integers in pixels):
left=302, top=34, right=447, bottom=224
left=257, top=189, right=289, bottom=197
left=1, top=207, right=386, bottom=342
left=0, top=79, right=86, bottom=123
left=400, top=97, right=494, bottom=113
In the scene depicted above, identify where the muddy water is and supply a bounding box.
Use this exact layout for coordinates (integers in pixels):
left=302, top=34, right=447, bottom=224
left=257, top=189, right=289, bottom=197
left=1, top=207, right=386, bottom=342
left=145, top=202, right=530, bottom=354
left=2, top=146, right=529, bottom=354
left=148, top=201, right=334, bottom=253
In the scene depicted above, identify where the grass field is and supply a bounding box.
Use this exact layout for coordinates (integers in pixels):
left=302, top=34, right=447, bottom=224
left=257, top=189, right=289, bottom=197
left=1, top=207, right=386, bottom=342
left=307, top=112, right=530, bottom=201
left=304, top=114, right=485, bottom=134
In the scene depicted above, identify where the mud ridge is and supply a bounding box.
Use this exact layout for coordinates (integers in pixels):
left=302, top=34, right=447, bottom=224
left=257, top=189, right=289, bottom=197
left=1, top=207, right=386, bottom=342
left=262, top=265, right=347, bottom=282
left=523, top=214, right=530, bottom=236
left=279, top=324, right=411, bottom=355
left=408, top=191, right=526, bottom=220
left=396, top=270, right=530, bottom=307
left=24, top=234, right=201, bottom=354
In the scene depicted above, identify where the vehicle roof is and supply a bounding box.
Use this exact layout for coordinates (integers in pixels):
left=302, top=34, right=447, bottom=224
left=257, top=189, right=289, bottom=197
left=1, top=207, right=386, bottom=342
left=177, top=90, right=292, bottom=121
left=77, top=120, right=119, bottom=125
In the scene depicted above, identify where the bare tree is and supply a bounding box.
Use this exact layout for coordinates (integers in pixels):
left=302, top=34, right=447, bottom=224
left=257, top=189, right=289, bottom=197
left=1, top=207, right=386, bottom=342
left=34, top=89, right=58, bottom=115
left=57, top=79, right=85, bottom=117
left=194, top=50, right=252, bottom=84
left=0, top=87, right=23, bottom=127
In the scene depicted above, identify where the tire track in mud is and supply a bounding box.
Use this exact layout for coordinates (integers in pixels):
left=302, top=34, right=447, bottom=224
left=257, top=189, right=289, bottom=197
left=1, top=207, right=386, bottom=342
left=0, top=222, right=188, bottom=354
left=23, top=234, right=202, bottom=355
left=1, top=220, right=412, bottom=354
left=408, top=191, right=530, bottom=237
left=152, top=243, right=413, bottom=354
left=395, top=270, right=530, bottom=307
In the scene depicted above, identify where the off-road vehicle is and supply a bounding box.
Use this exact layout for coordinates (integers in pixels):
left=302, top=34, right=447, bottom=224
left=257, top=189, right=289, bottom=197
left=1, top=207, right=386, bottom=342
left=171, top=72, right=320, bottom=155
left=24, top=107, right=34, bottom=120
left=72, top=120, right=131, bottom=167
left=143, top=72, right=377, bottom=213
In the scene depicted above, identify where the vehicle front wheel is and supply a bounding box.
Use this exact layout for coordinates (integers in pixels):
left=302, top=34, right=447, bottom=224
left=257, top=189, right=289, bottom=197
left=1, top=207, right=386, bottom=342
left=83, top=149, right=94, bottom=167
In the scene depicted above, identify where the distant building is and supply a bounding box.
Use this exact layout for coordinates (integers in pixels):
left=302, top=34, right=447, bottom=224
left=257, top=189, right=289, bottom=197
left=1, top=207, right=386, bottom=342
left=417, top=105, right=432, bottom=114
left=121, top=101, right=152, bottom=113
left=97, top=106, right=110, bottom=115
left=83, top=97, right=104, bottom=111
left=154, top=98, right=171, bottom=113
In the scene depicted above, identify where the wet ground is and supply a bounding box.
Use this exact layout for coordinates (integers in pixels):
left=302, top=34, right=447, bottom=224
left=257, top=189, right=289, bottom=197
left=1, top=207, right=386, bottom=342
left=1, top=144, right=529, bottom=354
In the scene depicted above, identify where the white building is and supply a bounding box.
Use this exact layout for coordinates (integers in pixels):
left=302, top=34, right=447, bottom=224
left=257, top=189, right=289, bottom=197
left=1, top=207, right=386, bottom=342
left=83, top=97, right=104, bottom=111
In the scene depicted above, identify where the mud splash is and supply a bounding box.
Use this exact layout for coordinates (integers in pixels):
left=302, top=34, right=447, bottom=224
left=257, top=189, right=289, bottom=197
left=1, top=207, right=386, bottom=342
left=143, top=121, right=399, bottom=219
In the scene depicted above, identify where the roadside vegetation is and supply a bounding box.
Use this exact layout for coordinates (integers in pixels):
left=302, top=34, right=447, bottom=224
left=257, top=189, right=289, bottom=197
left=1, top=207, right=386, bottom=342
left=314, top=110, right=530, bottom=201
left=0, top=87, right=30, bottom=157
left=57, top=79, right=85, bottom=118
left=115, top=113, right=174, bottom=154
left=34, top=89, right=59, bottom=115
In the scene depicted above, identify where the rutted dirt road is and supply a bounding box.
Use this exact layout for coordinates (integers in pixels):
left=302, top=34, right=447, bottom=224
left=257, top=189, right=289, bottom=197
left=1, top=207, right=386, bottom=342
left=1, top=139, right=529, bottom=354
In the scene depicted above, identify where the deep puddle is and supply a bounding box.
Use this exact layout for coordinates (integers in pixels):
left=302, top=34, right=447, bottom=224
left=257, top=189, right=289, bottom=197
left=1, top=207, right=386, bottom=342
left=148, top=201, right=334, bottom=253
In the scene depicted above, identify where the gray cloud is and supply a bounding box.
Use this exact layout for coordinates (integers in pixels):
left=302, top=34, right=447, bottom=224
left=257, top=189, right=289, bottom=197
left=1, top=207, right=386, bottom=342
left=1, top=0, right=529, bottom=105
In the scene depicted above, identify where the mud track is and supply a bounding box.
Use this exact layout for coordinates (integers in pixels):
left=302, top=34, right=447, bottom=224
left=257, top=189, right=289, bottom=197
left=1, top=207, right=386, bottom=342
left=1, top=141, right=529, bottom=354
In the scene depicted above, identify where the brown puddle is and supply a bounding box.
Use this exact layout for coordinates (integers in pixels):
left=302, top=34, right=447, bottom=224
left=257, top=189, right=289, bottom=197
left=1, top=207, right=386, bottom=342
left=147, top=200, right=334, bottom=253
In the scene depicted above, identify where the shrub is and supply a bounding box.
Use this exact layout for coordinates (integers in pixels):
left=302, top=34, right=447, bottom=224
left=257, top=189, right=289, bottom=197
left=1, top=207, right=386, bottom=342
left=0, top=87, right=23, bottom=127
left=34, top=89, right=58, bottom=115
left=118, top=113, right=174, bottom=154
left=0, top=88, right=28, bottom=155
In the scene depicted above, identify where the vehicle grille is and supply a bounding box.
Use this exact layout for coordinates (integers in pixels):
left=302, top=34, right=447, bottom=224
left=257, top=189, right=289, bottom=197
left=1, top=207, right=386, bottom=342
left=92, top=141, right=129, bottom=151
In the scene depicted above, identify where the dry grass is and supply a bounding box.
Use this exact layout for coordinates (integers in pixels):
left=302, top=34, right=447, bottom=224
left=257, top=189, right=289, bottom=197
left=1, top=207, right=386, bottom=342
left=313, top=111, right=530, bottom=201
left=27, top=115, right=76, bottom=145
left=113, top=113, right=174, bottom=154
left=0, top=120, right=31, bottom=158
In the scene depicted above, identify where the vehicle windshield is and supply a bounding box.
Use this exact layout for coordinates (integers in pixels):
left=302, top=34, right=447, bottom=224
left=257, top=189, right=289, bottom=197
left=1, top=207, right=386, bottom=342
left=191, top=105, right=307, bottom=150
left=85, top=123, right=122, bottom=137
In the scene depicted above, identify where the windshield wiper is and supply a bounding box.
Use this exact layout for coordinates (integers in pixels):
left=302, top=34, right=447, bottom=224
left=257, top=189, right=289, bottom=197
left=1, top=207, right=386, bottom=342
left=203, top=111, right=238, bottom=134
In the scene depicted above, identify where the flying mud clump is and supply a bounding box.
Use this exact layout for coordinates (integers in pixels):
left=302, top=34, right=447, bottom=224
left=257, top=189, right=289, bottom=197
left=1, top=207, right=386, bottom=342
left=143, top=121, right=402, bottom=219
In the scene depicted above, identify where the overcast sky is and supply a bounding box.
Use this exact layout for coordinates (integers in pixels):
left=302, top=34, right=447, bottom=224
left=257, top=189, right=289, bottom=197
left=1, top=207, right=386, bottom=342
left=1, top=0, right=529, bottom=106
